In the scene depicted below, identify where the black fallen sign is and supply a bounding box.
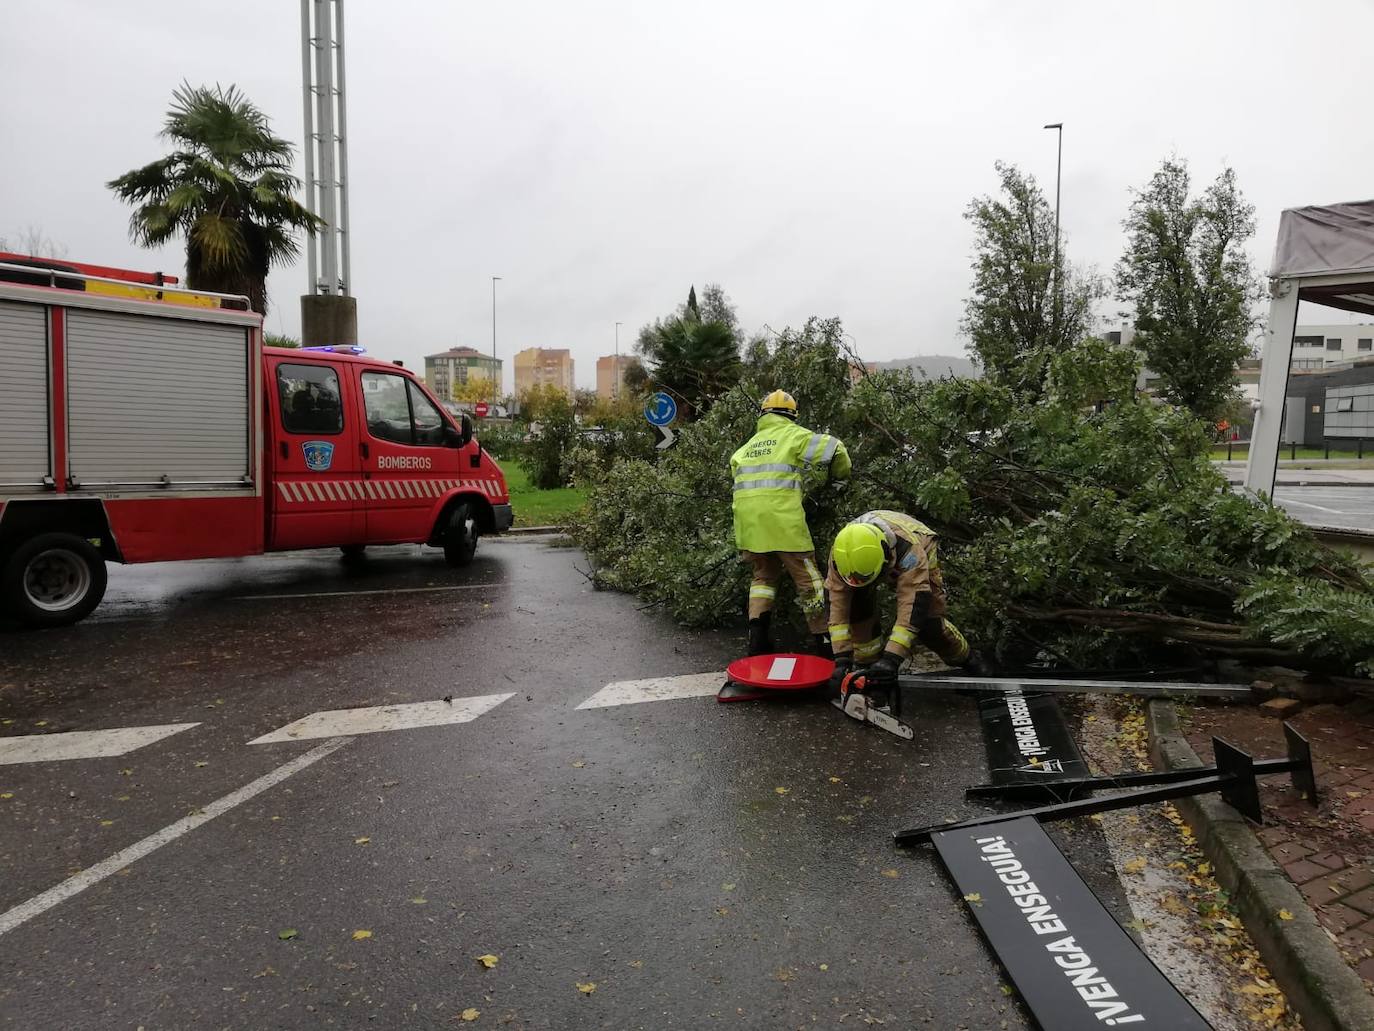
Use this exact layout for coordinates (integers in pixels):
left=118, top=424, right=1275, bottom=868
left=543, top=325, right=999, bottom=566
left=933, top=816, right=1210, bottom=1030
left=980, top=692, right=1090, bottom=784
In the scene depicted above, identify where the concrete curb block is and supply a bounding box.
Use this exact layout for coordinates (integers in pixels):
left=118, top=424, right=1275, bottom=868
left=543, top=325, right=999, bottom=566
left=1147, top=699, right=1374, bottom=1031
left=495, top=525, right=567, bottom=537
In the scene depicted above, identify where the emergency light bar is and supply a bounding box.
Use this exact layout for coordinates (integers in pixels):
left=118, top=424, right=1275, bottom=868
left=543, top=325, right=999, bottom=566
left=301, top=345, right=367, bottom=354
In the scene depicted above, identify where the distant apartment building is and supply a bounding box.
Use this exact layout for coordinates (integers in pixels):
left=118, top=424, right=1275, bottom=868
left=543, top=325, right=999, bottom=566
left=595, top=355, right=637, bottom=400
left=1289, top=324, right=1374, bottom=369
left=424, top=347, right=502, bottom=401
left=514, top=347, right=575, bottom=396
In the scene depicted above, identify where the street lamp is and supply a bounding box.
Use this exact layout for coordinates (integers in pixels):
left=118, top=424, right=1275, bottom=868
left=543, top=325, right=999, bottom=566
left=614, top=321, right=622, bottom=400
left=1043, top=122, right=1063, bottom=328
left=491, top=276, right=501, bottom=411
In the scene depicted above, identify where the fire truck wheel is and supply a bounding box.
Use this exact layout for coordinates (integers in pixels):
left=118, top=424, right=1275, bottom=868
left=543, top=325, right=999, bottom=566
left=1, top=533, right=108, bottom=628
left=443, top=503, right=479, bottom=567
left=340, top=544, right=367, bottom=561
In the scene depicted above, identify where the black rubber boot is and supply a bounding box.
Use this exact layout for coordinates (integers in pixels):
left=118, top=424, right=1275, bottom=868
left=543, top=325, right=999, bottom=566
left=747, top=614, right=774, bottom=657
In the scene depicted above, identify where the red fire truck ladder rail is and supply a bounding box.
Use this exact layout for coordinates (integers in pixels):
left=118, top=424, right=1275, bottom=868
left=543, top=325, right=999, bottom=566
left=0, top=259, right=251, bottom=308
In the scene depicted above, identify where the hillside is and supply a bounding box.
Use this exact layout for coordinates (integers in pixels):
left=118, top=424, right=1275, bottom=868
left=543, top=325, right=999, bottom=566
left=865, top=354, right=981, bottom=380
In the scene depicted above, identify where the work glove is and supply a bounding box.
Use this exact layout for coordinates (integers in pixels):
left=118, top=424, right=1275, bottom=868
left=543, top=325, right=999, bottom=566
left=827, top=656, right=853, bottom=697
left=864, top=652, right=902, bottom=688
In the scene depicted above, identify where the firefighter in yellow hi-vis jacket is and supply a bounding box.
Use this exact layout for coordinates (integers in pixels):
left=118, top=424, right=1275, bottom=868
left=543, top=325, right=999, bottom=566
left=825, top=510, right=986, bottom=696
left=731, top=390, right=851, bottom=656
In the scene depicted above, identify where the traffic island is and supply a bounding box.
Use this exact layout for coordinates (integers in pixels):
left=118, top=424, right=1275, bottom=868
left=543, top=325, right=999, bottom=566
left=1148, top=699, right=1374, bottom=1031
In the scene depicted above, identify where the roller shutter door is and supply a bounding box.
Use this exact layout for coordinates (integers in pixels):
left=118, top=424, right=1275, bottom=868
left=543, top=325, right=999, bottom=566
left=0, top=301, right=50, bottom=490
left=66, top=310, right=249, bottom=488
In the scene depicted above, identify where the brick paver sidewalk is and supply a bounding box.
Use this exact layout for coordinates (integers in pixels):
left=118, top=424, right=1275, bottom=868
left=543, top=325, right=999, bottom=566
left=1183, top=699, right=1374, bottom=986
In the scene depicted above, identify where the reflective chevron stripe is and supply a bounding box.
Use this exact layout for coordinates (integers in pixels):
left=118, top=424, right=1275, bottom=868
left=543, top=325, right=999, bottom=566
left=273, top=478, right=506, bottom=503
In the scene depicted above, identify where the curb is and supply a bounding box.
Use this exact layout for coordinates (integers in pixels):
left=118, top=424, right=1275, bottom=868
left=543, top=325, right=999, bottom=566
left=1146, top=699, right=1374, bottom=1031
left=495, top=525, right=567, bottom=536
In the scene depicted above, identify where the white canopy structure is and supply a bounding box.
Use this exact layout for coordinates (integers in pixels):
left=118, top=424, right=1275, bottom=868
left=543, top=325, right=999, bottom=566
left=1245, top=200, right=1374, bottom=495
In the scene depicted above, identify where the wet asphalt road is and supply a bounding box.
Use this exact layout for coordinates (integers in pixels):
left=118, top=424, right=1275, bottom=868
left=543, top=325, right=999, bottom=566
left=0, top=538, right=1131, bottom=1030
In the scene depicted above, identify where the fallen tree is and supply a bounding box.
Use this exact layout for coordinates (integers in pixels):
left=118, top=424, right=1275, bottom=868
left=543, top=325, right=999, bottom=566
left=571, top=320, right=1374, bottom=677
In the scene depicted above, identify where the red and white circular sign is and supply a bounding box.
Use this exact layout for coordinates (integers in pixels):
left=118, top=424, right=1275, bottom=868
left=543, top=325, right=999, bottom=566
left=725, top=653, right=835, bottom=690
left=474, top=402, right=490, bottom=417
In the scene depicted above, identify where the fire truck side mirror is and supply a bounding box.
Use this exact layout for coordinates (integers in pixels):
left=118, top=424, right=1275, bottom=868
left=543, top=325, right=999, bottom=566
left=457, top=413, right=474, bottom=448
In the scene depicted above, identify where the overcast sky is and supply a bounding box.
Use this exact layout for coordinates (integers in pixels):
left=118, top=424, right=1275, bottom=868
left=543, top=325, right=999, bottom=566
left=4, top=0, right=1373, bottom=391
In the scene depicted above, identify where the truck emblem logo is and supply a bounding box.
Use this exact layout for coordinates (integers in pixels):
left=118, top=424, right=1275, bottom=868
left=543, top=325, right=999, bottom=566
left=302, top=440, right=335, bottom=472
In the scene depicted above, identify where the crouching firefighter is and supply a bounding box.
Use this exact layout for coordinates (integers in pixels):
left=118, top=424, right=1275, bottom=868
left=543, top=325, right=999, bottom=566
left=826, top=510, right=985, bottom=702
left=731, top=390, right=851, bottom=656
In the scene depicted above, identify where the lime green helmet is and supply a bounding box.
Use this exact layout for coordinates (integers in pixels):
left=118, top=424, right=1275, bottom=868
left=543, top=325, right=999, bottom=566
left=832, top=522, right=888, bottom=587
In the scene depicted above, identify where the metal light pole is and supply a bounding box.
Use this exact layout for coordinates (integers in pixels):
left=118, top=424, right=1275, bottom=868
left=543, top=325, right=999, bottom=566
left=614, top=321, right=622, bottom=400
left=299, top=0, right=356, bottom=345
left=491, top=276, right=501, bottom=411
left=1043, top=122, right=1063, bottom=331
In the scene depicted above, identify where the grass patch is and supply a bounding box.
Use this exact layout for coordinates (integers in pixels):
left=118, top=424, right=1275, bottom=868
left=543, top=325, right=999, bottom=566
left=497, top=460, right=587, bottom=528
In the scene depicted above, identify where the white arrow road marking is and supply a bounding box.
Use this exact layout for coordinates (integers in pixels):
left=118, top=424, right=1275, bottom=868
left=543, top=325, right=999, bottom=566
left=0, top=723, right=200, bottom=766
left=249, top=694, right=514, bottom=745
left=577, top=672, right=723, bottom=710
left=0, top=736, right=350, bottom=938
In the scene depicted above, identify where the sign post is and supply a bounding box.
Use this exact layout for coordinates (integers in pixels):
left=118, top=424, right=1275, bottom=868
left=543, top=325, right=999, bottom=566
left=645, top=391, right=677, bottom=450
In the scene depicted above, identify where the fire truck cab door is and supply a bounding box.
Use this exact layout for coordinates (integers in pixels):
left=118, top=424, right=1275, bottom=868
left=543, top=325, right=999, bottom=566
left=267, top=357, right=364, bottom=549
left=355, top=369, right=457, bottom=543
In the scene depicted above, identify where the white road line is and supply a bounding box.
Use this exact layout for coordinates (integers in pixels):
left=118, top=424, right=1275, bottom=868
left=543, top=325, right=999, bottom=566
left=236, top=582, right=507, bottom=601
left=577, top=672, right=724, bottom=710
left=0, top=737, right=349, bottom=939
left=248, top=694, right=514, bottom=745
left=1278, top=496, right=1345, bottom=514
left=0, top=723, right=200, bottom=766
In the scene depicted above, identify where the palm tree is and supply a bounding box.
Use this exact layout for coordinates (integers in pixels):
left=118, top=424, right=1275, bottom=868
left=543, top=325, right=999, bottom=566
left=639, top=314, right=740, bottom=418
left=108, top=83, right=321, bottom=316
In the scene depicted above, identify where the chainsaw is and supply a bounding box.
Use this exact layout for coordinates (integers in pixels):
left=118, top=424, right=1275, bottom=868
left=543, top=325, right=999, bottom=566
left=832, top=669, right=914, bottom=740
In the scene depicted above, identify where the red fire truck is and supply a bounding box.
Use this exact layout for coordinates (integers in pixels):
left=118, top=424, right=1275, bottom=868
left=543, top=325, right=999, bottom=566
left=0, top=256, right=512, bottom=628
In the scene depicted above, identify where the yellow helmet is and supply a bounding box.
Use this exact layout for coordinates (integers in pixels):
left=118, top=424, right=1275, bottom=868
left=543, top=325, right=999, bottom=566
left=760, top=389, right=798, bottom=418
left=832, top=522, right=888, bottom=587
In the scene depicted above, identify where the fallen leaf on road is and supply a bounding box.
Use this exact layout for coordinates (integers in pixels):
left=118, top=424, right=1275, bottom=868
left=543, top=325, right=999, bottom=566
left=576, top=981, right=597, bottom=994
left=880, top=869, right=899, bottom=879
left=721, top=883, right=736, bottom=891
left=352, top=929, right=372, bottom=941
left=963, top=893, right=982, bottom=904
left=628, top=960, right=643, bottom=968
left=459, top=1008, right=480, bottom=1022
left=571, top=760, right=585, bottom=768
left=820, top=963, right=829, bottom=971
left=715, top=906, right=730, bottom=916
left=1122, top=858, right=1147, bottom=875
left=774, top=787, right=790, bottom=795
left=477, top=954, right=499, bottom=969
left=829, top=777, right=842, bottom=783
left=0, top=793, right=13, bottom=800
left=773, top=968, right=793, bottom=983
left=1278, top=909, right=1295, bottom=921
left=411, top=897, right=428, bottom=905
left=100, top=820, right=114, bottom=827
left=354, top=836, right=371, bottom=845
left=194, top=761, right=208, bottom=768
left=278, top=929, right=298, bottom=940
